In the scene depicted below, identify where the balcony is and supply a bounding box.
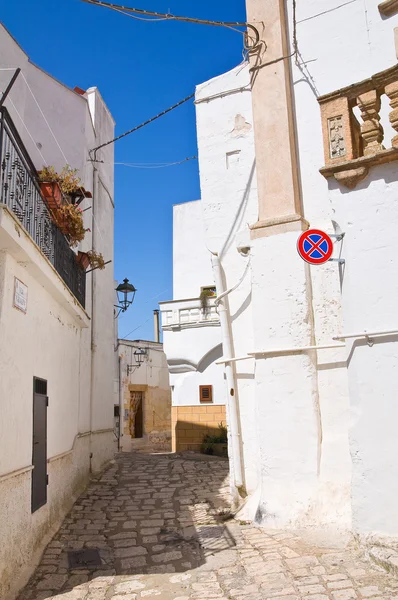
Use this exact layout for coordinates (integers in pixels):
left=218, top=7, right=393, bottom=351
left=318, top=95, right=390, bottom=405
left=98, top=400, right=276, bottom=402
left=159, top=297, right=220, bottom=331
left=0, top=108, right=86, bottom=307
left=318, top=64, right=398, bottom=189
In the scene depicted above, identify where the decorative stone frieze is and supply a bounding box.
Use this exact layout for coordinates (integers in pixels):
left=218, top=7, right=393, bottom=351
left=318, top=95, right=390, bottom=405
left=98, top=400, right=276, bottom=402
left=318, top=64, right=398, bottom=188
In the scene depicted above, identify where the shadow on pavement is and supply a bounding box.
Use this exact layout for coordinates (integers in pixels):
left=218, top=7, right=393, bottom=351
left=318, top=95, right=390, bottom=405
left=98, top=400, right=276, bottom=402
left=18, top=451, right=234, bottom=599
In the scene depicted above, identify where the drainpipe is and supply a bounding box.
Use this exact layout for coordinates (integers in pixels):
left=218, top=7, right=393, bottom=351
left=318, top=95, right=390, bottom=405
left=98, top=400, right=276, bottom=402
left=153, top=309, right=160, bottom=343
left=89, top=166, right=98, bottom=471
left=118, top=352, right=123, bottom=451
left=211, top=253, right=245, bottom=492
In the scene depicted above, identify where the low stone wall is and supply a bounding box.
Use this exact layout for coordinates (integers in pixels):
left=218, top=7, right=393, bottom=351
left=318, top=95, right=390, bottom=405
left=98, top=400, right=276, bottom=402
left=172, top=405, right=226, bottom=452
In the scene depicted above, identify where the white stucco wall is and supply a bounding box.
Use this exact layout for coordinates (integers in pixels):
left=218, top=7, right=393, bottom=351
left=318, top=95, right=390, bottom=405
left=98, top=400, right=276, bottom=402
left=195, top=63, right=259, bottom=493
left=161, top=197, right=225, bottom=413
left=0, top=24, right=115, bottom=599
left=173, top=201, right=214, bottom=299
left=289, top=0, right=398, bottom=536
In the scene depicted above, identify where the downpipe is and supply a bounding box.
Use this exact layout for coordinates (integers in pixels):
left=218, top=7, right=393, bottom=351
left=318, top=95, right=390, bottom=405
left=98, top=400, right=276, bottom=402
left=211, top=253, right=246, bottom=495
left=89, top=166, right=98, bottom=472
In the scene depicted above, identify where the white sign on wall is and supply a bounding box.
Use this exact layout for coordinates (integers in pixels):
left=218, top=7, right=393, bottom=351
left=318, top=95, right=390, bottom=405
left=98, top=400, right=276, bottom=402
left=13, top=277, right=28, bottom=313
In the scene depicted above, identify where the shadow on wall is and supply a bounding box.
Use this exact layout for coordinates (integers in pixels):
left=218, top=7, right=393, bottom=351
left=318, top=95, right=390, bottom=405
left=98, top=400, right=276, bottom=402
left=173, top=420, right=228, bottom=454
left=219, top=159, right=256, bottom=260
left=17, top=452, right=234, bottom=599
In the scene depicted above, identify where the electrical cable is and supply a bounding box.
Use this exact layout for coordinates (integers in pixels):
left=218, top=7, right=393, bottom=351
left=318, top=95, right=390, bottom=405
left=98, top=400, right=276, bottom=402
left=80, top=0, right=260, bottom=49
left=250, top=0, right=297, bottom=73
left=89, top=93, right=195, bottom=162
left=115, top=156, right=197, bottom=169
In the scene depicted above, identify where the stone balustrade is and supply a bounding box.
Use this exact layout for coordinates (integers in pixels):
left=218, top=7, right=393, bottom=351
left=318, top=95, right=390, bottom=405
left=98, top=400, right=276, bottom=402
left=159, top=297, right=220, bottom=330
left=318, top=64, right=398, bottom=188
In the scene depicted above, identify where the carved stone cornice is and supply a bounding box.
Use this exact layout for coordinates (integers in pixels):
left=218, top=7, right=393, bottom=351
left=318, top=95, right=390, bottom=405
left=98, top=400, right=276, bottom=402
left=319, top=148, right=398, bottom=188
left=379, top=0, right=398, bottom=17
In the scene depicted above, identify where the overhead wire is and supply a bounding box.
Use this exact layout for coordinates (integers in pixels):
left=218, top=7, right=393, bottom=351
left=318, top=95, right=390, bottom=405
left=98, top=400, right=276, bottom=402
left=249, top=0, right=297, bottom=72
left=115, top=156, right=197, bottom=169
left=89, top=93, right=195, bottom=162
left=121, top=286, right=171, bottom=338
left=80, top=0, right=260, bottom=50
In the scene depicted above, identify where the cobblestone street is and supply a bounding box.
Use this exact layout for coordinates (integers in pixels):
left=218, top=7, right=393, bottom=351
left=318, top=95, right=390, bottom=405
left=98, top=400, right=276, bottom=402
left=18, top=452, right=398, bottom=600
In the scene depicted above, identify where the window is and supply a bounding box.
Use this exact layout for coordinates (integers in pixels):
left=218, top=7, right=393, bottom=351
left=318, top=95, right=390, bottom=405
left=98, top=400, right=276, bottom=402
left=199, top=385, right=213, bottom=403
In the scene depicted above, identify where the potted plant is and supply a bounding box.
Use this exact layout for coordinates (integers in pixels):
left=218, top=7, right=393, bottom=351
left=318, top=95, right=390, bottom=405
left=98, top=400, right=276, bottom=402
left=200, top=287, right=216, bottom=312
left=76, top=250, right=106, bottom=271
left=38, top=165, right=91, bottom=208
left=53, top=204, right=89, bottom=246
left=38, top=166, right=63, bottom=211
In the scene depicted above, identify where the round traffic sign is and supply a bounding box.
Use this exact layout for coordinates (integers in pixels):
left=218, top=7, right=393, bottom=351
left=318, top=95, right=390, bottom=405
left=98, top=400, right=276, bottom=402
left=297, top=229, right=333, bottom=265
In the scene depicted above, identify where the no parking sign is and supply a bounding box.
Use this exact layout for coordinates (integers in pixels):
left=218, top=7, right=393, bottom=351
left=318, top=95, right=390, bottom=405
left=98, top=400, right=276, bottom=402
left=297, top=229, right=333, bottom=265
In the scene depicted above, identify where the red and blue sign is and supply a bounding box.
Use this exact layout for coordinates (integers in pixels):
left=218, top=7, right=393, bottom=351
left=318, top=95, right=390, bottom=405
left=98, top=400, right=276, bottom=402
left=297, top=229, right=333, bottom=265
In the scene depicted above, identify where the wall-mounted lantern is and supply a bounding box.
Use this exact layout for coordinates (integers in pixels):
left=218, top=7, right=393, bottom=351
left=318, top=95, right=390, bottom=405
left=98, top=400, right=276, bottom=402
left=114, top=278, right=136, bottom=318
left=127, top=347, right=147, bottom=376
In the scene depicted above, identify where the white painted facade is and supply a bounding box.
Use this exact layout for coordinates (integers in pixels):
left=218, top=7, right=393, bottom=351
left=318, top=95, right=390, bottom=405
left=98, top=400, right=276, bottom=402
left=176, top=1, right=398, bottom=542
left=0, top=25, right=115, bottom=600
left=242, top=0, right=398, bottom=538
left=160, top=200, right=226, bottom=409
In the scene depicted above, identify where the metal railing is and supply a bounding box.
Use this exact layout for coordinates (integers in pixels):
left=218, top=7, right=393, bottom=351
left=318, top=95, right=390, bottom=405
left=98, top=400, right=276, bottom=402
left=0, top=107, right=86, bottom=308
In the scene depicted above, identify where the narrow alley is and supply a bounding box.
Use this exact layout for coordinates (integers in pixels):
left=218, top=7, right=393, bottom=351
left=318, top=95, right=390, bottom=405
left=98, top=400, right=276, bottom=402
left=18, top=452, right=398, bottom=600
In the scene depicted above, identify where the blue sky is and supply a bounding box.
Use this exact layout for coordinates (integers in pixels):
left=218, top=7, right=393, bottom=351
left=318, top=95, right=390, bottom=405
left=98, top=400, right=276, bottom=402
left=2, top=0, right=246, bottom=341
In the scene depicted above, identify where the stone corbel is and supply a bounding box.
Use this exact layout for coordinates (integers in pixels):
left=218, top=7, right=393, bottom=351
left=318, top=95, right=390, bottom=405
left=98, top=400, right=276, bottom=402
left=333, top=167, right=369, bottom=189
left=378, top=0, right=398, bottom=16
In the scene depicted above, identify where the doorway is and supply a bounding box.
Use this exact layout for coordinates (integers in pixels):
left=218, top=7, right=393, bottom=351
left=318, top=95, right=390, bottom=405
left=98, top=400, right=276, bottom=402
left=130, top=391, right=143, bottom=439
left=32, top=377, right=48, bottom=513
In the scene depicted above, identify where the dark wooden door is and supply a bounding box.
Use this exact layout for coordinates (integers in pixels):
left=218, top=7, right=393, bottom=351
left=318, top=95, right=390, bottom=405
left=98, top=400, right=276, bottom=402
left=32, top=378, right=48, bottom=513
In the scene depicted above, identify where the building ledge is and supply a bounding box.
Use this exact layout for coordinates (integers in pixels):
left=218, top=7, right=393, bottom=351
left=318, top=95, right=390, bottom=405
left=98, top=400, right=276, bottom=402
left=320, top=147, right=398, bottom=188
left=0, top=206, right=89, bottom=328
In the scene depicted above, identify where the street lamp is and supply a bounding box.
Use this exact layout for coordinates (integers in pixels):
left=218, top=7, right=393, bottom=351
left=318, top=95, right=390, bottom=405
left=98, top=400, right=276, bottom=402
left=127, top=347, right=147, bottom=375
left=114, top=278, right=136, bottom=317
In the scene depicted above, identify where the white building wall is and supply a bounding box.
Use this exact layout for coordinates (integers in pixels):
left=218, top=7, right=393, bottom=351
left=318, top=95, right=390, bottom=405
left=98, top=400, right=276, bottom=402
left=195, top=64, right=259, bottom=493
left=0, top=24, right=115, bottom=600
left=161, top=198, right=225, bottom=411
left=289, top=0, right=398, bottom=536
left=173, top=201, right=214, bottom=299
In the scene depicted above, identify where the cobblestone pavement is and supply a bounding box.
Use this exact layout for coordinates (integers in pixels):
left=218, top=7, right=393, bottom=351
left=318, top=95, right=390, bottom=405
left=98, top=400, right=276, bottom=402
left=18, top=452, right=398, bottom=600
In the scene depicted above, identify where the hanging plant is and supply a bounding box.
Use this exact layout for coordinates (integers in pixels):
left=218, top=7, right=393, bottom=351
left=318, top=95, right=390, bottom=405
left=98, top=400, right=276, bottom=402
left=54, top=204, right=90, bottom=246
left=38, top=165, right=82, bottom=195
left=87, top=250, right=106, bottom=270
left=76, top=250, right=106, bottom=271
left=200, top=288, right=215, bottom=311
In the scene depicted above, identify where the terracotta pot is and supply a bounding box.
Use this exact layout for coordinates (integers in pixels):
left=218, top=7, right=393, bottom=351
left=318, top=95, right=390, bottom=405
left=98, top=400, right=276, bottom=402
left=76, top=251, right=90, bottom=270
left=40, top=181, right=62, bottom=211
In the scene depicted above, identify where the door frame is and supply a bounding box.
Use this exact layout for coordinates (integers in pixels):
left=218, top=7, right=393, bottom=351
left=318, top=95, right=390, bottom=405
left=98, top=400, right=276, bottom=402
left=32, top=377, right=48, bottom=513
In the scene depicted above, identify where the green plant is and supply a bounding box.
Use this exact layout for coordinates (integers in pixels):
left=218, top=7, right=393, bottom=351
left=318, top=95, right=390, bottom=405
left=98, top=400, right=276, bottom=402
left=201, top=443, right=214, bottom=455
left=38, top=165, right=82, bottom=195
left=55, top=204, right=89, bottom=246
left=202, top=422, right=228, bottom=445
left=200, top=287, right=215, bottom=311
left=87, top=250, right=106, bottom=270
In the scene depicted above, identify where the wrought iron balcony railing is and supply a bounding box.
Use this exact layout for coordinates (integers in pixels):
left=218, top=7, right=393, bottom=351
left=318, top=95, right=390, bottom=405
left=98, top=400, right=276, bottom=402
left=0, top=107, right=86, bottom=308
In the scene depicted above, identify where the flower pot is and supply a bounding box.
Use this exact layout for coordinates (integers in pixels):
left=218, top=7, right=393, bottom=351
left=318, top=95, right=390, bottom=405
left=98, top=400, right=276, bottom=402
left=76, top=251, right=90, bottom=270
left=40, top=181, right=62, bottom=211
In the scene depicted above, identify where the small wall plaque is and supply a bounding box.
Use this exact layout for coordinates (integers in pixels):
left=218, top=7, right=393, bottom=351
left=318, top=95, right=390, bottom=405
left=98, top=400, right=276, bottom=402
left=13, top=277, right=28, bottom=313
